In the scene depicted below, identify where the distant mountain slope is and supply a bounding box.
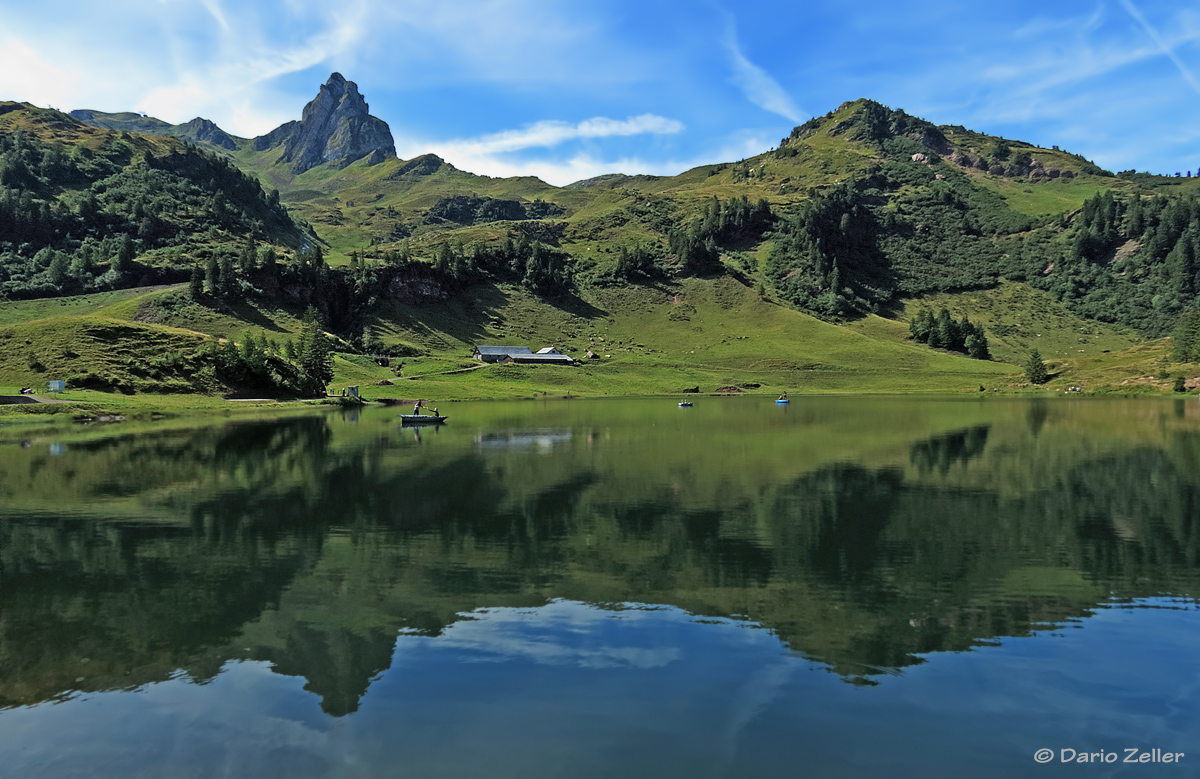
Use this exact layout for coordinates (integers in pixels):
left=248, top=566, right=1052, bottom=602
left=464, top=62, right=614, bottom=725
left=70, top=109, right=241, bottom=150
left=0, top=102, right=305, bottom=299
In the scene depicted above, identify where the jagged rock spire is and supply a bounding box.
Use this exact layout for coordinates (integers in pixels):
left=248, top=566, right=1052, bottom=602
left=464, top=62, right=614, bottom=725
left=253, top=73, right=396, bottom=174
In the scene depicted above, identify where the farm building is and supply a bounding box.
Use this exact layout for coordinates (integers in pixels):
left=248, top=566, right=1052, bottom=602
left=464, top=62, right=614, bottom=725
left=473, top=345, right=574, bottom=365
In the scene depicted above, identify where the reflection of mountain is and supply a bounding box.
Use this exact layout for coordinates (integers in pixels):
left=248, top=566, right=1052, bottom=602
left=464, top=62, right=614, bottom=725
left=2, top=407, right=1200, bottom=714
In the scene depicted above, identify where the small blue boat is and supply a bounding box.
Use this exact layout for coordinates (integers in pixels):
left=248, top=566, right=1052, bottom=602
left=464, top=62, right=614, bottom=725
left=776, top=399, right=789, bottom=404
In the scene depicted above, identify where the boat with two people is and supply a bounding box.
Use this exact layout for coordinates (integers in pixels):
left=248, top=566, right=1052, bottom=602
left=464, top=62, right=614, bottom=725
left=400, top=399, right=448, bottom=424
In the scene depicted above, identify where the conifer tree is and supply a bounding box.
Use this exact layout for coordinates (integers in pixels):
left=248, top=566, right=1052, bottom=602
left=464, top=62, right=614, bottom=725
left=218, top=254, right=236, bottom=298
left=190, top=264, right=204, bottom=300
left=239, top=234, right=256, bottom=273
left=1025, top=349, right=1048, bottom=384
left=1172, top=306, right=1200, bottom=362
left=206, top=256, right=219, bottom=295
left=297, top=306, right=332, bottom=396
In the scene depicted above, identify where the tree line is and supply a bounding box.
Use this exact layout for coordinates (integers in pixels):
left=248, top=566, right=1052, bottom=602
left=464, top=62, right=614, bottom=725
left=908, top=308, right=991, bottom=360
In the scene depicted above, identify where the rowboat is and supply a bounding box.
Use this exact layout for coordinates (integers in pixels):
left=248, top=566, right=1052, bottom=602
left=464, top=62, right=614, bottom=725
left=398, top=414, right=448, bottom=424
left=678, top=402, right=693, bottom=407
left=775, top=399, right=790, bottom=404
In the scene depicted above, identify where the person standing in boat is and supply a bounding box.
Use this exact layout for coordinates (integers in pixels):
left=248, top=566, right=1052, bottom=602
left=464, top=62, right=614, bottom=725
left=413, top=398, right=425, bottom=416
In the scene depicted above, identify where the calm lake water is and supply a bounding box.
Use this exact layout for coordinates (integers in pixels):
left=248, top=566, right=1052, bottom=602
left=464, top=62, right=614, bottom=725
left=2, top=396, right=1199, bottom=777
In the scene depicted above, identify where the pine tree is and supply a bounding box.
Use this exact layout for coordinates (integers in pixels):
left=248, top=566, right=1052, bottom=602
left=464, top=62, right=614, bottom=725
left=297, top=306, right=332, bottom=396
left=218, top=254, right=236, bottom=298
left=966, top=325, right=991, bottom=360
left=1172, top=306, right=1200, bottom=362
left=930, top=309, right=953, bottom=349
left=190, top=264, right=204, bottom=300
left=1025, top=349, right=1048, bottom=384
left=239, top=234, right=256, bottom=273
left=112, top=234, right=135, bottom=277
left=910, top=309, right=934, bottom=343
left=206, top=256, right=219, bottom=295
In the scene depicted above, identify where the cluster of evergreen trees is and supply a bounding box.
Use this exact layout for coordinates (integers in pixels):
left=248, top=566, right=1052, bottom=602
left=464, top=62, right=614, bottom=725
left=1034, top=190, right=1200, bottom=335
left=424, top=195, right=564, bottom=225
left=0, top=117, right=298, bottom=300
left=667, top=195, right=772, bottom=277
left=203, top=306, right=332, bottom=396
left=767, top=181, right=889, bottom=317
left=908, top=308, right=991, bottom=360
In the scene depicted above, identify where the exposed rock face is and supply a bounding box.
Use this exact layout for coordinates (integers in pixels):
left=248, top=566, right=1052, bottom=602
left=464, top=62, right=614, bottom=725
left=174, top=117, right=237, bottom=150
left=252, top=121, right=299, bottom=152
left=254, top=73, right=395, bottom=174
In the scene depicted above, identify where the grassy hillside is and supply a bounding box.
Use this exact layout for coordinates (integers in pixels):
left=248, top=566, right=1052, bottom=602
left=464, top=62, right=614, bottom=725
left=17, top=90, right=1200, bottom=406
left=0, top=315, right=208, bottom=392
left=848, top=282, right=1141, bottom=365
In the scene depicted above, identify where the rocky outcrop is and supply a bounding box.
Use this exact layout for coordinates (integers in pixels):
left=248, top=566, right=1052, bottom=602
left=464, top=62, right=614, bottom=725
left=255, top=73, right=395, bottom=174
left=174, top=117, right=237, bottom=150
left=252, top=121, right=299, bottom=152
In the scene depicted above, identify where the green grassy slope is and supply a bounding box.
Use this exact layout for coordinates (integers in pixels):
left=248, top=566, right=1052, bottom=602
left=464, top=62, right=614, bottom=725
left=19, top=92, right=1200, bottom=405
left=0, top=315, right=208, bottom=391
left=847, top=282, right=1141, bottom=365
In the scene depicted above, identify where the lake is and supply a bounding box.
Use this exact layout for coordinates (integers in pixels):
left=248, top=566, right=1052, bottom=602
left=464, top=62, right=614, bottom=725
left=2, top=396, right=1199, bottom=777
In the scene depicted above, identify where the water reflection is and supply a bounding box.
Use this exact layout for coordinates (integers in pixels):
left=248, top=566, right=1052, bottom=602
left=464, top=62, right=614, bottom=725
left=1, top=398, right=1199, bottom=772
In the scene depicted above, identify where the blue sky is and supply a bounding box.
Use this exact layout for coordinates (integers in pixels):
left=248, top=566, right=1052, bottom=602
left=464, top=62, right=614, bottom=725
left=1, top=0, right=1198, bottom=185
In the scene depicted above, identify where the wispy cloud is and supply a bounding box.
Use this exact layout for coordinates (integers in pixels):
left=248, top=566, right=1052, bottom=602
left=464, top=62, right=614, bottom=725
left=723, top=18, right=804, bottom=124
left=406, top=128, right=772, bottom=187
left=435, top=114, right=684, bottom=157
left=199, top=0, right=231, bottom=32
left=1118, top=0, right=1200, bottom=96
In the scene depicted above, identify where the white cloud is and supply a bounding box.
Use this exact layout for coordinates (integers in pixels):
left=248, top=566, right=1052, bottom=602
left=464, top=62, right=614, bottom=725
left=433, top=114, right=684, bottom=158
left=723, top=18, right=804, bottom=124
left=403, top=129, right=773, bottom=187
left=0, top=39, right=94, bottom=109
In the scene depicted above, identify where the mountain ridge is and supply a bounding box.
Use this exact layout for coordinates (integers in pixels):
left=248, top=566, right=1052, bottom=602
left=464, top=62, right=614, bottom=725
left=8, top=85, right=1200, bottom=400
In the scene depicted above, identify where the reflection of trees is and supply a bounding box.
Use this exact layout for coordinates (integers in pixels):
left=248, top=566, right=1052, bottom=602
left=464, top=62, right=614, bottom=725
left=0, top=517, right=318, bottom=709
left=909, top=425, right=990, bottom=475
left=4, top=416, right=1200, bottom=714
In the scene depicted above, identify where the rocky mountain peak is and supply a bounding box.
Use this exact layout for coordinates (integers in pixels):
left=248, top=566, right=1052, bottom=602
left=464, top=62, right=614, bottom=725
left=175, top=117, right=237, bottom=150
left=254, top=72, right=395, bottom=174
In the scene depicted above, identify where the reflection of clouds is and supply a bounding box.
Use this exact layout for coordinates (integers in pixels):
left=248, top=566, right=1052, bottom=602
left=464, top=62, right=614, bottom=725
left=424, top=600, right=681, bottom=670
left=475, top=430, right=572, bottom=453
left=0, top=661, right=339, bottom=777
left=4, top=599, right=1198, bottom=777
